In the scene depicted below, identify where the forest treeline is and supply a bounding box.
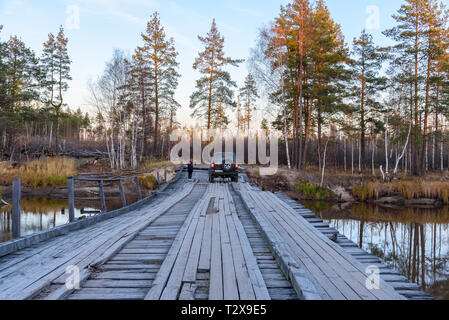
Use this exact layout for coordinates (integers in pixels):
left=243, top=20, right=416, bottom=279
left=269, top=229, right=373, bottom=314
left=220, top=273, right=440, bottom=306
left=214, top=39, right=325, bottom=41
left=250, top=0, right=449, bottom=178
left=0, top=25, right=90, bottom=160
left=1, top=0, right=449, bottom=177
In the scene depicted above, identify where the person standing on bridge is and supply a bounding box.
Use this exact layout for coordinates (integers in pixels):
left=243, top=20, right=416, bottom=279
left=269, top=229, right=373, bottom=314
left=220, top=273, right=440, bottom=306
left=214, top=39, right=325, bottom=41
left=187, top=161, right=194, bottom=180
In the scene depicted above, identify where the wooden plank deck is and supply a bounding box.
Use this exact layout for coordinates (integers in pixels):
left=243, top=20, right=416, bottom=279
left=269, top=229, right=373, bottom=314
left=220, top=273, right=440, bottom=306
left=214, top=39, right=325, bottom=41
left=65, top=184, right=208, bottom=301
left=273, top=192, right=433, bottom=300
left=0, top=168, right=432, bottom=300
left=0, top=180, right=196, bottom=300
left=237, top=183, right=407, bottom=300
left=146, top=183, right=271, bottom=301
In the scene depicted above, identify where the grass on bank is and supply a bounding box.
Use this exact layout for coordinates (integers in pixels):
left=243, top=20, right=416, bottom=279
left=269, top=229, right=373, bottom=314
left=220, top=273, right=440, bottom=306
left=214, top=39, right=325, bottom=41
left=353, top=180, right=449, bottom=204
left=140, top=160, right=174, bottom=172
left=294, top=182, right=333, bottom=200
left=0, top=157, right=76, bottom=188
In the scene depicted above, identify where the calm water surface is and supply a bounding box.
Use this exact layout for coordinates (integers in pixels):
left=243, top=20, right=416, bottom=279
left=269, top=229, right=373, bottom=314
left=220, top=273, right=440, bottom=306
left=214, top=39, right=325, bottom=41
left=0, top=197, right=99, bottom=243
left=302, top=201, right=449, bottom=300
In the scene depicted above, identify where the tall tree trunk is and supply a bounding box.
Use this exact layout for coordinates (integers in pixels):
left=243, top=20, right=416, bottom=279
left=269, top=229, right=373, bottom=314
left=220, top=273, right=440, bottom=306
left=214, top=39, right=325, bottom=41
left=207, top=46, right=215, bottom=131
left=413, top=10, right=420, bottom=176
left=421, top=29, right=432, bottom=175
left=154, top=51, right=159, bottom=159
left=360, top=63, right=366, bottom=171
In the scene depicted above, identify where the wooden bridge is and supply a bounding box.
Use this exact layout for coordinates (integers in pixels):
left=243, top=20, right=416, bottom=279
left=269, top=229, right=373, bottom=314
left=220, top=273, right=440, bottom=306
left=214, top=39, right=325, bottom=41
left=0, top=169, right=432, bottom=300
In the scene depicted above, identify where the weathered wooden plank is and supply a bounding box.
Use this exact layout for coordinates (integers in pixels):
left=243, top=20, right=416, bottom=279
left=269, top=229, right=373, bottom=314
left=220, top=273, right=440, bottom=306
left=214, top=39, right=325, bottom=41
left=198, top=214, right=213, bottom=273
left=92, top=271, right=157, bottom=280
left=218, top=195, right=239, bottom=300
left=183, top=215, right=207, bottom=283
left=224, top=186, right=270, bottom=300
left=145, top=186, right=210, bottom=300
left=179, top=284, right=197, bottom=300
left=209, top=209, right=223, bottom=300
left=159, top=199, right=206, bottom=300
left=69, top=288, right=147, bottom=300
left=83, top=279, right=153, bottom=288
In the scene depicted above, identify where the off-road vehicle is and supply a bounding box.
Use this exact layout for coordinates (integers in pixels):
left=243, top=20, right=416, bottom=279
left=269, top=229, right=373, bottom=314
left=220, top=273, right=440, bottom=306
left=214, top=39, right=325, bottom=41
left=209, top=152, right=239, bottom=183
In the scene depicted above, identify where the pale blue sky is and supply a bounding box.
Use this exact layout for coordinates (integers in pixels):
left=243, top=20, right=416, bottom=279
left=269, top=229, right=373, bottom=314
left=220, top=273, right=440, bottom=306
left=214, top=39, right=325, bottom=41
left=1, top=0, right=447, bottom=127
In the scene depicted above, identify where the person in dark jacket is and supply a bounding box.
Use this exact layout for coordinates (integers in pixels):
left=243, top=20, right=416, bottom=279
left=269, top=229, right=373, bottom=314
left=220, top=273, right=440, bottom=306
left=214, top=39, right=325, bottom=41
left=187, top=161, right=194, bottom=179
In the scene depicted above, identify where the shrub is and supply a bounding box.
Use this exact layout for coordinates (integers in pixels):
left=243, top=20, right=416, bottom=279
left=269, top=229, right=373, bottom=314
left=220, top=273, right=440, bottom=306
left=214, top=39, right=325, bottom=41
left=139, top=175, right=157, bottom=190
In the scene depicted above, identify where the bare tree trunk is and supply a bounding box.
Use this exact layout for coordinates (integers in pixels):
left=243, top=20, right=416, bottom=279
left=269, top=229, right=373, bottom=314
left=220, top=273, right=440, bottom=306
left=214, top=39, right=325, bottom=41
left=279, top=55, right=291, bottom=170
left=358, top=138, right=361, bottom=172
left=372, top=135, right=375, bottom=176
left=49, top=122, right=53, bottom=149
left=320, top=138, right=330, bottom=188
left=351, top=136, right=354, bottom=175
left=394, top=124, right=412, bottom=175
left=441, top=117, right=445, bottom=172
left=344, top=137, right=347, bottom=172
left=385, top=110, right=389, bottom=176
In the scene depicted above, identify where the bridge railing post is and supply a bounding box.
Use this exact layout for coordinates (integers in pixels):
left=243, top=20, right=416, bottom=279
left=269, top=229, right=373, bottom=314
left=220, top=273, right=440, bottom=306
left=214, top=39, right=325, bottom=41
left=68, top=177, right=75, bottom=222
left=135, top=177, right=142, bottom=201
left=119, top=179, right=127, bottom=207
left=99, top=180, right=107, bottom=213
left=12, top=178, right=21, bottom=239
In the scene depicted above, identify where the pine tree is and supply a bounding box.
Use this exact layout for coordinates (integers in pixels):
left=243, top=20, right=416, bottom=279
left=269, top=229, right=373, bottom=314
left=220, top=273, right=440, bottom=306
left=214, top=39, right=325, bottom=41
left=350, top=30, right=387, bottom=171
left=41, top=26, right=71, bottom=149
left=261, top=118, right=270, bottom=136
left=239, top=74, right=259, bottom=132
left=190, top=19, right=243, bottom=130
left=286, top=0, right=312, bottom=169
left=0, top=33, right=39, bottom=151
left=420, top=0, right=449, bottom=173
left=308, top=0, right=350, bottom=169
left=385, top=0, right=449, bottom=175
left=139, top=12, right=179, bottom=158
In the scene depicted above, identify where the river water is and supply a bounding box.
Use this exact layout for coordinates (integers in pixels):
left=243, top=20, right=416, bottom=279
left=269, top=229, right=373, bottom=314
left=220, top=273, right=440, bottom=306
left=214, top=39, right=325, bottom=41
left=302, top=201, right=449, bottom=300
left=0, top=197, right=101, bottom=243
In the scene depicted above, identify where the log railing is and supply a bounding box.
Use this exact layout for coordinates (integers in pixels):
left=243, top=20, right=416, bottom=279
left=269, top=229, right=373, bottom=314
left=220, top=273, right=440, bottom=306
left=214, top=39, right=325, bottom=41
left=67, top=176, right=143, bottom=223
left=10, top=168, right=170, bottom=238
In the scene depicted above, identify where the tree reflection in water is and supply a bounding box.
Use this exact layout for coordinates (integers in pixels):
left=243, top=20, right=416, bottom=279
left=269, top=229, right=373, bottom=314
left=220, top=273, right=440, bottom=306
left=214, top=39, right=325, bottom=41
left=0, top=197, right=97, bottom=243
left=303, top=201, right=449, bottom=300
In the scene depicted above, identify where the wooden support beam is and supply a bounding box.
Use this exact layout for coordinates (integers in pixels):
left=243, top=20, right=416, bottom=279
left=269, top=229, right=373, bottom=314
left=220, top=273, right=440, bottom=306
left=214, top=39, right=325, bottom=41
left=68, top=177, right=75, bottom=222
left=99, top=180, right=107, bottom=213
left=12, top=178, right=21, bottom=239
left=118, top=180, right=127, bottom=207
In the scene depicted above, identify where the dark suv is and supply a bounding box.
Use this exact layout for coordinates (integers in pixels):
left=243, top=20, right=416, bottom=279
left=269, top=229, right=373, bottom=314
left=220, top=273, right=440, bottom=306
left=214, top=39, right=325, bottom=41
left=209, top=152, right=239, bottom=183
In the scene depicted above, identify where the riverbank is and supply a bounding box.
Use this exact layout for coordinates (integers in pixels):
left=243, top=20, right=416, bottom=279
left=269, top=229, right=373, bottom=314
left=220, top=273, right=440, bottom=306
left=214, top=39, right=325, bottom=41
left=0, top=158, right=177, bottom=201
left=246, top=166, right=449, bottom=208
